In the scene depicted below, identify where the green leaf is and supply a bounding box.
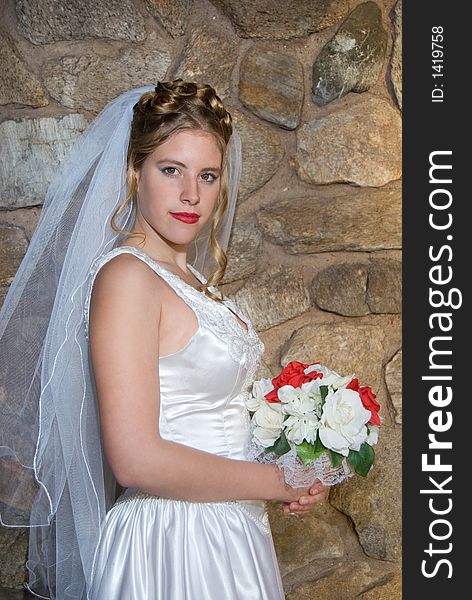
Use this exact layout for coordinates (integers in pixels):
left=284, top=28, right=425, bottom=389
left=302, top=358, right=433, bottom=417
left=347, top=449, right=360, bottom=471
left=296, top=435, right=327, bottom=465
left=329, top=449, right=345, bottom=468
left=313, top=433, right=325, bottom=453
left=267, top=430, right=291, bottom=456
left=320, top=385, right=329, bottom=402
left=347, top=443, right=375, bottom=477
left=296, top=442, right=316, bottom=465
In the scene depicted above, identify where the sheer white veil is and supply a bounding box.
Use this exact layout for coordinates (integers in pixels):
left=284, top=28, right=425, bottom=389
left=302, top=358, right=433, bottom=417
left=0, top=83, right=242, bottom=599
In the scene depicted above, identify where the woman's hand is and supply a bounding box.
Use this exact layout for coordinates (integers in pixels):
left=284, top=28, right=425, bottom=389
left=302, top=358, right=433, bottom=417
left=282, top=479, right=328, bottom=516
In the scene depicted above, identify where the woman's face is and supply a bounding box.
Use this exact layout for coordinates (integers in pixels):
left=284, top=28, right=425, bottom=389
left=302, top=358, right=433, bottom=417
left=134, top=129, right=222, bottom=248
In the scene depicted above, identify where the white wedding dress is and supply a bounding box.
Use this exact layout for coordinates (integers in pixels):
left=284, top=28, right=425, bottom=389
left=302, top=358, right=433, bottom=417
left=84, top=246, right=286, bottom=600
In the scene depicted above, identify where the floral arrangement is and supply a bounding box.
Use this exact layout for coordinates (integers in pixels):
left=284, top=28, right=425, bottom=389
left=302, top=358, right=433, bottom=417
left=244, top=361, right=381, bottom=486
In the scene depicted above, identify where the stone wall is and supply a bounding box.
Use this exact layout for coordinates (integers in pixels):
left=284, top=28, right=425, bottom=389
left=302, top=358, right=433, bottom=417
left=0, top=0, right=402, bottom=597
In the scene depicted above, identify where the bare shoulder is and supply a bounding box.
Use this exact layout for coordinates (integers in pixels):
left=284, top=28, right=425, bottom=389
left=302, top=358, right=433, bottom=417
left=91, top=251, right=166, bottom=298
left=88, top=252, right=165, bottom=353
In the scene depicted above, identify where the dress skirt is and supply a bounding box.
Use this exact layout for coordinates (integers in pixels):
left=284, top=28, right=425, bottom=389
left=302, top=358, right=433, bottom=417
left=89, top=490, right=286, bottom=600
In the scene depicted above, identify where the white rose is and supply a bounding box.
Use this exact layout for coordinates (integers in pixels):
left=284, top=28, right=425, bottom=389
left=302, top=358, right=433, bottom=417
left=277, top=384, right=316, bottom=417
left=253, top=378, right=274, bottom=400
left=366, top=424, right=379, bottom=446
left=318, top=388, right=371, bottom=456
left=304, top=363, right=324, bottom=376
left=252, top=403, right=285, bottom=448
left=253, top=426, right=281, bottom=448
left=304, top=363, right=338, bottom=382
left=283, top=414, right=319, bottom=445
left=327, top=373, right=355, bottom=389
left=254, top=402, right=285, bottom=429
left=246, top=378, right=274, bottom=411
left=319, top=369, right=354, bottom=390
left=276, top=384, right=298, bottom=403
left=300, top=380, right=324, bottom=415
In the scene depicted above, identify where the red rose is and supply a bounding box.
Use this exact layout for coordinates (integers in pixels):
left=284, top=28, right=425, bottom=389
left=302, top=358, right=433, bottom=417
left=264, top=360, right=323, bottom=403
left=346, top=378, right=381, bottom=426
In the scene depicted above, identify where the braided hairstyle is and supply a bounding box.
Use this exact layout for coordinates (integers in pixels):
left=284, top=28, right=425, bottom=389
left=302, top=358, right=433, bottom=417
left=111, top=79, right=234, bottom=302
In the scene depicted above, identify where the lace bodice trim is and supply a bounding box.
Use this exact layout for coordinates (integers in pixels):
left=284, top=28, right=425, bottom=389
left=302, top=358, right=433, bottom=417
left=83, top=246, right=264, bottom=392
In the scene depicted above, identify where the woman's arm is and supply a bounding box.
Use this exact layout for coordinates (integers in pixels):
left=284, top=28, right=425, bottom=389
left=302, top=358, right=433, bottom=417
left=88, top=254, right=307, bottom=504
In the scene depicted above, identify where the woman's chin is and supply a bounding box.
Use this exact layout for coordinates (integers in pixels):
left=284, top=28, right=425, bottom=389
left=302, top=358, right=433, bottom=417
left=163, top=232, right=201, bottom=249
left=168, top=223, right=209, bottom=244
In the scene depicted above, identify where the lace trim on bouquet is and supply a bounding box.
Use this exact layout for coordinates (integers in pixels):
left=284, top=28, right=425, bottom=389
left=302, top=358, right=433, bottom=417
left=245, top=420, right=354, bottom=488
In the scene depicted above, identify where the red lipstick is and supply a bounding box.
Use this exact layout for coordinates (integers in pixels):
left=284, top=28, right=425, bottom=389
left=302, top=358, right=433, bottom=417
left=170, top=212, right=200, bottom=224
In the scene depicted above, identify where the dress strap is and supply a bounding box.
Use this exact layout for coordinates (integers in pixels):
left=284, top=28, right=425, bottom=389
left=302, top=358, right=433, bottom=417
left=82, top=246, right=206, bottom=341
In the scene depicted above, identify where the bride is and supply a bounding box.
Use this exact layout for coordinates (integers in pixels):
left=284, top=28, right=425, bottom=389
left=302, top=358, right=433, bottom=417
left=0, top=79, right=327, bottom=600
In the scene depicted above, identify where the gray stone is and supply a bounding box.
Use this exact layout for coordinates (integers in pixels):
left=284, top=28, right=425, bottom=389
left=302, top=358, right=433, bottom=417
left=311, top=258, right=402, bottom=316
left=391, top=1, right=402, bottom=110
left=296, top=96, right=402, bottom=187
left=0, top=32, right=48, bottom=107
left=0, top=587, right=28, bottom=598
left=0, top=225, right=29, bottom=288
left=173, top=24, right=238, bottom=100
left=360, top=572, right=402, bottom=599
left=0, top=212, right=36, bottom=310
left=145, top=0, right=190, bottom=37
left=0, top=207, right=42, bottom=242
left=312, top=1, right=387, bottom=106
left=282, top=322, right=385, bottom=391
left=16, top=0, right=146, bottom=44
left=209, top=0, right=349, bottom=40
left=223, top=223, right=262, bottom=283
left=254, top=360, right=274, bottom=381
left=313, top=262, right=369, bottom=316
left=269, top=504, right=344, bottom=577
left=256, top=182, right=401, bottom=254
left=230, top=264, right=310, bottom=331
left=231, top=109, right=285, bottom=201
left=43, top=39, right=171, bottom=113
left=286, top=560, right=389, bottom=600
left=385, top=349, right=402, bottom=424
left=0, top=526, right=28, bottom=588
left=0, top=457, right=39, bottom=516
left=0, top=288, right=8, bottom=308
left=0, top=588, right=28, bottom=599
left=367, top=258, right=402, bottom=313
left=330, top=426, right=402, bottom=561
left=239, top=48, right=304, bottom=129
left=43, top=55, right=91, bottom=109
left=0, top=114, right=87, bottom=209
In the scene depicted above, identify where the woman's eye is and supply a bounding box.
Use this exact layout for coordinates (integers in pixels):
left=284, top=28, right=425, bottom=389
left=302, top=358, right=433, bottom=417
left=201, top=173, right=217, bottom=182
left=162, top=167, right=178, bottom=176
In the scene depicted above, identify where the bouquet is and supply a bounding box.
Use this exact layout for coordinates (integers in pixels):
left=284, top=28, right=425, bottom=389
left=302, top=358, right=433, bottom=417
left=244, top=360, right=381, bottom=487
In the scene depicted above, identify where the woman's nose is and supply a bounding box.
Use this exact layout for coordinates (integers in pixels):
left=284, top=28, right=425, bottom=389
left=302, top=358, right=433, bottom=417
left=180, top=176, right=200, bottom=204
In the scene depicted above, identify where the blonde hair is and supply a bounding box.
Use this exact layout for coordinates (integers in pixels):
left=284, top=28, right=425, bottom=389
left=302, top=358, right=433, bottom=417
left=111, top=79, right=234, bottom=303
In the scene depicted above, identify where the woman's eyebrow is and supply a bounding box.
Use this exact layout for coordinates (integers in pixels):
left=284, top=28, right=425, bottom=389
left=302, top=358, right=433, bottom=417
left=156, top=159, right=221, bottom=172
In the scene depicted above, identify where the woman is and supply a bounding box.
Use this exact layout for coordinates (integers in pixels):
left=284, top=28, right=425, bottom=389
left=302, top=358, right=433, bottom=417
left=0, top=80, right=326, bottom=599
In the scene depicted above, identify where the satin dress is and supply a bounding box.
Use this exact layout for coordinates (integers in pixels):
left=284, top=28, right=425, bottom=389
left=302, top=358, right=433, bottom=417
left=85, top=246, right=286, bottom=600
